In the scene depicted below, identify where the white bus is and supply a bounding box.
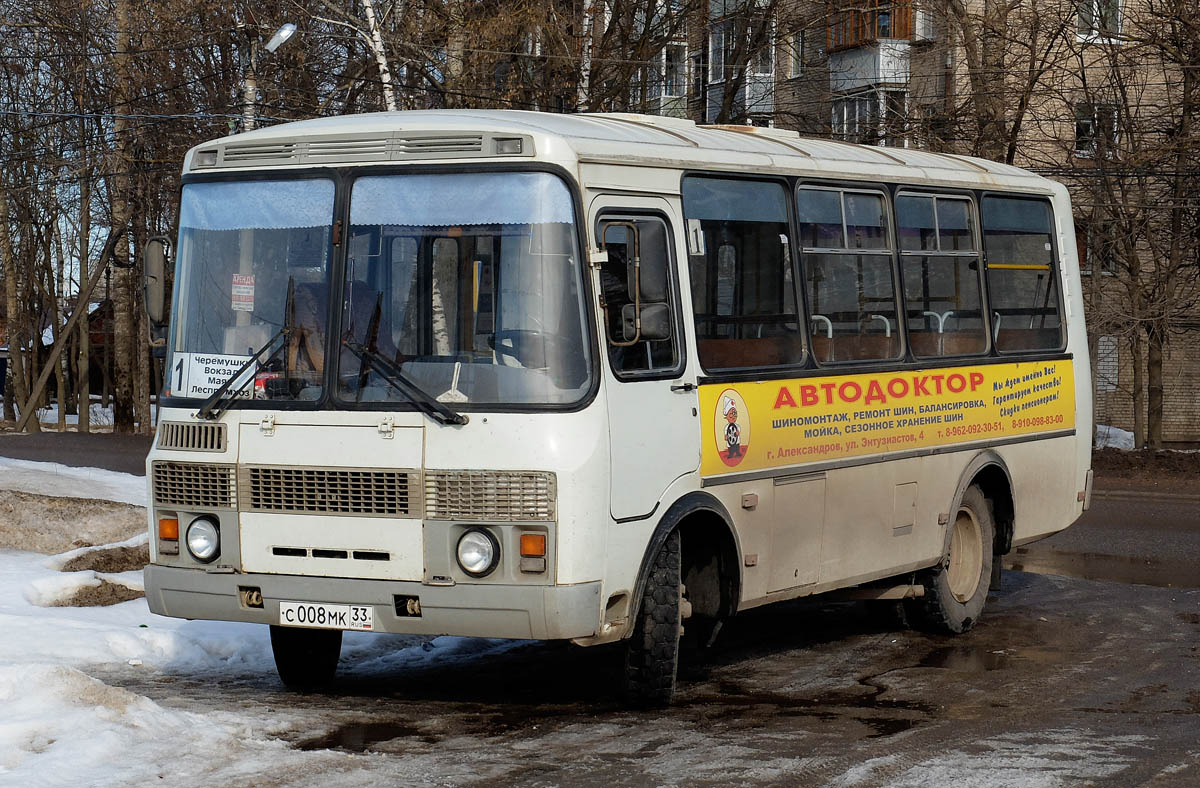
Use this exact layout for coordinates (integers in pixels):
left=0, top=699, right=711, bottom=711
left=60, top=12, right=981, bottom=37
left=143, top=110, right=1092, bottom=705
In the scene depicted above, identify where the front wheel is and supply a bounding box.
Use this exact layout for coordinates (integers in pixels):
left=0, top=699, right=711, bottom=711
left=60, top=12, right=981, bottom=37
left=906, top=485, right=994, bottom=634
left=622, top=529, right=682, bottom=707
left=270, top=625, right=342, bottom=690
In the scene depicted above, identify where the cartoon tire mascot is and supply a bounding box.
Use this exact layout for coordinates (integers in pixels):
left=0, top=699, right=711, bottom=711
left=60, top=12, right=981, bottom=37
left=723, top=396, right=742, bottom=460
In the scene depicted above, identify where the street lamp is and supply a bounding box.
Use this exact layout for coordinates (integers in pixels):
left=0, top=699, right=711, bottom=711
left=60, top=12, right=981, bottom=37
left=242, top=22, right=297, bottom=132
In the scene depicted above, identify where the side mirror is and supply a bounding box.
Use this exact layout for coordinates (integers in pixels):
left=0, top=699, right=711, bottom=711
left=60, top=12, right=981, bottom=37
left=622, top=303, right=671, bottom=342
left=144, top=237, right=169, bottom=327
left=630, top=220, right=668, bottom=302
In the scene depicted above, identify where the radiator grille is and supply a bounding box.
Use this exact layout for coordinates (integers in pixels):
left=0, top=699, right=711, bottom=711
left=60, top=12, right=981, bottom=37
left=156, top=422, right=227, bottom=452
left=425, top=471, right=555, bottom=521
left=152, top=462, right=236, bottom=509
left=241, top=466, right=416, bottom=516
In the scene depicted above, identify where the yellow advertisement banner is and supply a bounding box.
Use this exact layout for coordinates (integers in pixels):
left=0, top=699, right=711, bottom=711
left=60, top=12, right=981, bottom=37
left=700, top=360, right=1075, bottom=477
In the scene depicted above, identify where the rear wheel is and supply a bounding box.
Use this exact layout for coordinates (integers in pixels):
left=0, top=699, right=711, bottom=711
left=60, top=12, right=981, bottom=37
left=270, top=625, right=342, bottom=690
left=623, top=529, right=682, bottom=707
left=906, top=485, right=994, bottom=634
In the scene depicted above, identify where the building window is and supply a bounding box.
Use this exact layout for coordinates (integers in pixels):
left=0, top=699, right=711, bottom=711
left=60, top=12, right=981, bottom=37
left=1079, top=219, right=1118, bottom=275
left=1078, top=0, right=1120, bottom=38
left=1096, top=335, right=1118, bottom=393
left=1075, top=103, right=1118, bottom=157
left=750, top=20, right=775, bottom=75
left=663, top=45, right=686, bottom=97
left=709, top=22, right=729, bottom=83
left=833, top=90, right=907, bottom=145
left=916, top=105, right=950, bottom=148
left=787, top=32, right=804, bottom=78
left=881, top=91, right=907, bottom=147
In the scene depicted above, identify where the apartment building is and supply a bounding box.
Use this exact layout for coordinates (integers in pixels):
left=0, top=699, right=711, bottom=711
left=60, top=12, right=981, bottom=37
left=683, top=0, right=1198, bottom=444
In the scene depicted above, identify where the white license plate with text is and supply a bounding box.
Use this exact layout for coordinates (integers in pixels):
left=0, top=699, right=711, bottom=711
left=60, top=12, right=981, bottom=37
left=278, top=601, right=374, bottom=631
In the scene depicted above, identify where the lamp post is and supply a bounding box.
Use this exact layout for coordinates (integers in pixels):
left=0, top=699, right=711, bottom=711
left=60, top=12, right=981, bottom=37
left=241, top=22, right=297, bottom=132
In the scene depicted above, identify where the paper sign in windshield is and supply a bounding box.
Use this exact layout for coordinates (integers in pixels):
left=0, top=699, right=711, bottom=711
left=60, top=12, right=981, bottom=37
left=231, top=274, right=255, bottom=312
left=171, top=353, right=256, bottom=399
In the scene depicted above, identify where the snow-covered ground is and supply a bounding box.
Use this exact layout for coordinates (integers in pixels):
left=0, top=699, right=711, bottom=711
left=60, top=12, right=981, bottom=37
left=0, top=456, right=147, bottom=506
left=0, top=460, right=521, bottom=787
left=33, top=402, right=116, bottom=427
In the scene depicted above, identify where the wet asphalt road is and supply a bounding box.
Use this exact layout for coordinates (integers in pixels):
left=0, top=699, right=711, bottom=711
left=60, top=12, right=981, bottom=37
left=85, top=495, right=1199, bottom=787
left=2, top=433, right=1196, bottom=784
left=1010, top=495, right=1200, bottom=588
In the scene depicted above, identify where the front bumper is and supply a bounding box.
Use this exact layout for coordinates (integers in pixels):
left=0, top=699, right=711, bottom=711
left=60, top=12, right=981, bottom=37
left=145, top=565, right=602, bottom=640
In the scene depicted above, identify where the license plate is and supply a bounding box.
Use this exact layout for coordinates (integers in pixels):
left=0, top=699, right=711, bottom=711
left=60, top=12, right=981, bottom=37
left=278, top=601, right=374, bottom=631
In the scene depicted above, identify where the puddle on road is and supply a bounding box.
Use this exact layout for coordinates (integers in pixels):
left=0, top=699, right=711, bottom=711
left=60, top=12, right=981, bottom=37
left=295, top=722, right=437, bottom=752
left=688, top=678, right=938, bottom=740
left=919, top=645, right=1012, bottom=672
left=1006, top=547, right=1200, bottom=588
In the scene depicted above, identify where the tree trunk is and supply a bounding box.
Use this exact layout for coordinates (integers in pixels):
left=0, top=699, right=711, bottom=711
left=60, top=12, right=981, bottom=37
left=361, top=0, right=398, bottom=111
left=578, top=0, right=595, bottom=110
left=109, top=0, right=136, bottom=433
left=1, top=188, right=36, bottom=431
left=1146, top=322, right=1164, bottom=450
left=132, top=221, right=152, bottom=435
left=78, top=170, right=91, bottom=433
left=1131, top=330, right=1145, bottom=449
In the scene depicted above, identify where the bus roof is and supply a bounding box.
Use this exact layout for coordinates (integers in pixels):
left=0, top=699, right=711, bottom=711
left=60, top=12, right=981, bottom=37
left=186, top=110, right=1056, bottom=193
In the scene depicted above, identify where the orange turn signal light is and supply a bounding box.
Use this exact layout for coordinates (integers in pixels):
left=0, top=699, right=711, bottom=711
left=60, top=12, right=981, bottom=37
left=158, top=517, right=180, bottom=540
left=520, top=533, right=546, bottom=557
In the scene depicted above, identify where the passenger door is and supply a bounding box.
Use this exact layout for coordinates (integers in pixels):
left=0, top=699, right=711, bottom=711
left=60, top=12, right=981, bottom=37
left=591, top=197, right=699, bottom=521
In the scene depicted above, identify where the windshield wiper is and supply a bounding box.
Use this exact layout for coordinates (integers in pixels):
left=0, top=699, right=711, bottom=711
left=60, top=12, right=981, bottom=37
left=195, top=278, right=294, bottom=421
left=341, top=338, right=468, bottom=426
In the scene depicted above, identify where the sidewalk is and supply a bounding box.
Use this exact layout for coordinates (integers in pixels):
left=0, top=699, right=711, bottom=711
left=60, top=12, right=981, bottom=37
left=0, top=430, right=153, bottom=476
left=1091, top=487, right=1200, bottom=503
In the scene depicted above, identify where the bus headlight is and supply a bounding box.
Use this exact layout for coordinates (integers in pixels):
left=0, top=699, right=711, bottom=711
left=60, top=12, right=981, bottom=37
left=456, top=528, right=500, bottom=578
left=186, top=517, right=221, bottom=564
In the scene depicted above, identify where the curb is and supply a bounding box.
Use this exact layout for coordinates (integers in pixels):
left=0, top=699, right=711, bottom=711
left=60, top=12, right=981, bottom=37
left=1094, top=489, right=1200, bottom=501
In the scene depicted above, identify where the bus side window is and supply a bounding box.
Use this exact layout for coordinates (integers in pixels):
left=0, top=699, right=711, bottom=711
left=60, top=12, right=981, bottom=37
left=981, top=197, right=1064, bottom=352
left=681, top=177, right=805, bottom=371
left=597, top=216, right=679, bottom=376
left=797, top=187, right=901, bottom=362
left=897, top=194, right=987, bottom=357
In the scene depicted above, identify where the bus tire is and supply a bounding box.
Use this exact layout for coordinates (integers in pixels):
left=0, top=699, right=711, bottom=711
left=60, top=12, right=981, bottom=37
left=623, top=528, right=682, bottom=707
left=270, top=625, right=342, bottom=690
left=906, top=485, right=994, bottom=635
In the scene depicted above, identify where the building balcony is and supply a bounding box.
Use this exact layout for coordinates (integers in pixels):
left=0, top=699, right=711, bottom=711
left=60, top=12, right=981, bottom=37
left=827, top=0, right=917, bottom=53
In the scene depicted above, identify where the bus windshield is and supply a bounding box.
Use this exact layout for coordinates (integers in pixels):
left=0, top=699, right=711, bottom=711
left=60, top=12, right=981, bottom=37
left=334, top=171, right=592, bottom=407
left=166, top=172, right=592, bottom=409
left=169, top=178, right=336, bottom=402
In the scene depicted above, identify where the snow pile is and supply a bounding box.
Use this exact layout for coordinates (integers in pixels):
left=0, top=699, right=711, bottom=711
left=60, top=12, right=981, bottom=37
left=0, top=456, right=147, bottom=506
left=0, top=663, right=341, bottom=787
left=47, top=532, right=149, bottom=572
left=1095, top=424, right=1136, bottom=450
left=24, top=568, right=144, bottom=607
left=23, top=569, right=103, bottom=606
